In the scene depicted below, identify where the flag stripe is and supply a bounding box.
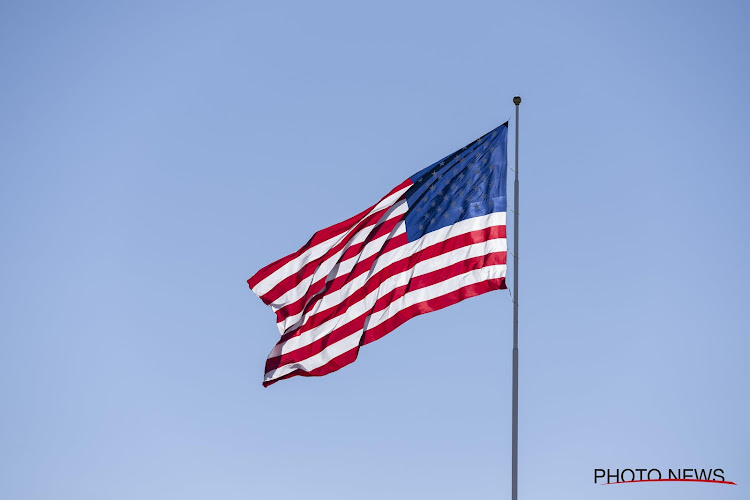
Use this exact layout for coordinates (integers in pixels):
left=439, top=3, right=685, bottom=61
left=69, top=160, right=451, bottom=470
left=262, top=278, right=505, bottom=387
left=361, top=278, right=506, bottom=346
left=273, top=211, right=506, bottom=334
left=248, top=180, right=412, bottom=296
left=271, top=226, right=508, bottom=354
left=259, top=200, right=408, bottom=310
left=255, top=200, right=405, bottom=303
left=274, top=230, right=409, bottom=327
left=263, top=266, right=506, bottom=384
left=265, top=252, right=507, bottom=373
left=271, top=244, right=507, bottom=361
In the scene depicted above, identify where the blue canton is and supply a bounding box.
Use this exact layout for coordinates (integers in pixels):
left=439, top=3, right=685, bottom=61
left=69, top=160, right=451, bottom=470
left=403, top=123, right=508, bottom=242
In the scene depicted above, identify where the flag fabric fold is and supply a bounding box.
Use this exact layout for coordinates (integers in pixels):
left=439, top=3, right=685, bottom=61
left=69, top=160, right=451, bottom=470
left=249, top=123, right=509, bottom=386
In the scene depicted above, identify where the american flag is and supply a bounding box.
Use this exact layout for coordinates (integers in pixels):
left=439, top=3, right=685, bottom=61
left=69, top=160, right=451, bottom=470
left=248, top=123, right=509, bottom=386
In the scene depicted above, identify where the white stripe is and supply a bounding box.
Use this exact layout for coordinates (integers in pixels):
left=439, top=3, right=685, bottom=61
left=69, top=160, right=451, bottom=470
left=251, top=184, right=411, bottom=296
left=276, top=211, right=507, bottom=334
left=269, top=235, right=507, bottom=359
left=265, top=200, right=408, bottom=313
left=275, top=217, right=406, bottom=333
left=264, top=264, right=507, bottom=382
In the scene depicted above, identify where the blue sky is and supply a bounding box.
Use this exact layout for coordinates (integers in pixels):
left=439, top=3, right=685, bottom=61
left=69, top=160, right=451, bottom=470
left=1, top=1, right=748, bottom=499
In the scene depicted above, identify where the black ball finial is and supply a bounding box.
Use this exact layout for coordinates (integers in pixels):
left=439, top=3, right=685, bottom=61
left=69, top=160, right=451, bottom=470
left=513, top=95, right=522, bottom=105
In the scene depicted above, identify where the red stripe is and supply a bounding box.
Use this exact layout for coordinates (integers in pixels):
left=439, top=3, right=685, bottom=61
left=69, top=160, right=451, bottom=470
left=255, top=205, right=396, bottom=302
left=265, top=252, right=506, bottom=373
left=262, top=278, right=505, bottom=387
left=361, top=277, right=505, bottom=345
left=262, top=344, right=361, bottom=387
left=338, top=214, right=405, bottom=262
left=256, top=202, right=406, bottom=305
left=275, top=225, right=507, bottom=339
left=274, top=232, right=409, bottom=327
left=247, top=208, right=369, bottom=290
left=247, top=179, right=412, bottom=290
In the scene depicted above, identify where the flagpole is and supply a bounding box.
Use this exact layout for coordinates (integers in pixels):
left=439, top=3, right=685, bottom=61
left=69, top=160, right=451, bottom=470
left=511, top=95, right=521, bottom=500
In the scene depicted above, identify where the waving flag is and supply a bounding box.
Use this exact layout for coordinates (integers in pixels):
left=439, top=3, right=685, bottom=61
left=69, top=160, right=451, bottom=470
left=248, top=123, right=509, bottom=386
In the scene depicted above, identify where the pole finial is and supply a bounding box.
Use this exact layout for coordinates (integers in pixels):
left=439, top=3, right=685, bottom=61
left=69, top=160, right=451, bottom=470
left=513, top=95, right=521, bottom=105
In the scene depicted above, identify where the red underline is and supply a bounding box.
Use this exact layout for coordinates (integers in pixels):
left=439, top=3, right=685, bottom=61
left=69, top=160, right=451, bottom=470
left=602, top=479, right=736, bottom=485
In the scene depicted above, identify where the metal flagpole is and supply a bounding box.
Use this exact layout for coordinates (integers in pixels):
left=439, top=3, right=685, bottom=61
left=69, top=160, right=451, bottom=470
left=511, top=95, right=521, bottom=500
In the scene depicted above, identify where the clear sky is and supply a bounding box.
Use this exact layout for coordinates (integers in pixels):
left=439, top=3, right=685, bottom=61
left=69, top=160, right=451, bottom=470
left=1, top=1, right=748, bottom=499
